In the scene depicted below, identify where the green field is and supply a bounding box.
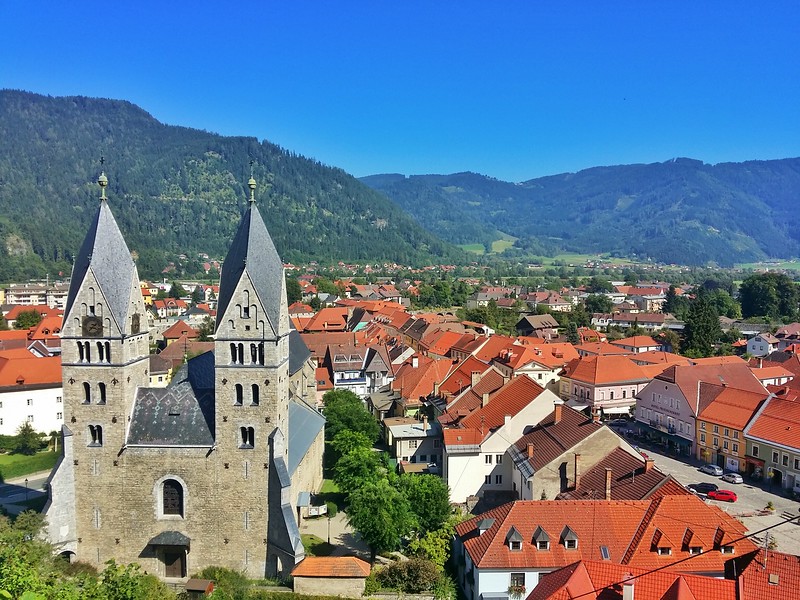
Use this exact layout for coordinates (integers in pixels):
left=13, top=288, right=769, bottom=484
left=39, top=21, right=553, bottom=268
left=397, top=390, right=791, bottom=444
left=0, top=451, right=58, bottom=481
left=459, top=243, right=486, bottom=255
left=302, top=534, right=336, bottom=557
left=736, top=259, right=800, bottom=271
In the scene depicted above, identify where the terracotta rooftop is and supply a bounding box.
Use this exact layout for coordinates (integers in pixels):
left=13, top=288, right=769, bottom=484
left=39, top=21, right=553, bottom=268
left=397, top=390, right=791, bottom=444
left=654, top=363, right=767, bottom=413
left=529, top=559, right=736, bottom=600
left=456, top=496, right=754, bottom=573
left=745, top=393, right=800, bottom=449
left=562, top=355, right=652, bottom=385
left=696, top=383, right=767, bottom=431
left=291, top=556, right=370, bottom=578
left=727, top=549, right=800, bottom=600
left=0, top=353, right=61, bottom=387
left=460, top=374, right=545, bottom=432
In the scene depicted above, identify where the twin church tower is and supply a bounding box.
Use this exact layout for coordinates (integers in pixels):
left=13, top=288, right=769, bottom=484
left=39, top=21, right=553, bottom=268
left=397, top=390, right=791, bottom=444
left=45, top=170, right=324, bottom=579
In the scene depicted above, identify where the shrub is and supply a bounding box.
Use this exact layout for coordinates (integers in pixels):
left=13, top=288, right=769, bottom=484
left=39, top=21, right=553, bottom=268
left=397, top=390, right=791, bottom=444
left=376, top=558, right=439, bottom=594
left=191, top=566, right=248, bottom=599
left=325, top=501, right=338, bottom=519
left=363, top=570, right=381, bottom=596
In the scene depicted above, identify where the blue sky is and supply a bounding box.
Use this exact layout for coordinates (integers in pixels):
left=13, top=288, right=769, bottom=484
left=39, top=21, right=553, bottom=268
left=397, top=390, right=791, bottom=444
left=2, top=2, right=798, bottom=182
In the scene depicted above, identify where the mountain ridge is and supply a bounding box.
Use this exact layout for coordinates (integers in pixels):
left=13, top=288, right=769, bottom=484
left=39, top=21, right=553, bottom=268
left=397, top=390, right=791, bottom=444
left=361, top=157, right=800, bottom=266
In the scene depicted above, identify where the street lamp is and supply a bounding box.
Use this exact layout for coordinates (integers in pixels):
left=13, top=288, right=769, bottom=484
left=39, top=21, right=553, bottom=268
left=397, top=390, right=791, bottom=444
left=24, top=478, right=29, bottom=501
left=327, top=513, right=331, bottom=545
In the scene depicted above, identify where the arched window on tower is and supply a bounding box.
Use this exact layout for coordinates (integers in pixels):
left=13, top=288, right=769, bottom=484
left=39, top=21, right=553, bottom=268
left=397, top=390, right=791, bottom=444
left=77, top=342, right=85, bottom=362
left=250, top=344, right=257, bottom=364
left=239, top=426, right=255, bottom=449
left=234, top=384, right=243, bottom=406
left=251, top=384, right=260, bottom=406
left=83, top=382, right=91, bottom=404
left=258, top=343, right=265, bottom=365
left=88, top=424, right=103, bottom=446
left=96, top=342, right=105, bottom=363
left=105, top=342, right=111, bottom=363
left=162, top=479, right=184, bottom=517
left=237, top=343, right=244, bottom=364
left=230, top=343, right=237, bottom=364
left=98, top=382, right=107, bottom=405
left=83, top=342, right=91, bottom=363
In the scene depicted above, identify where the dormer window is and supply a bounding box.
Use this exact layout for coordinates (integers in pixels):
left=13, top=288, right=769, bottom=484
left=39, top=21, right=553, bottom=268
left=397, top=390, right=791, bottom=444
left=721, top=545, right=735, bottom=554
left=561, top=525, right=578, bottom=550
left=532, top=525, right=550, bottom=551
left=689, top=546, right=703, bottom=555
left=505, top=526, right=523, bottom=551
left=657, top=547, right=672, bottom=556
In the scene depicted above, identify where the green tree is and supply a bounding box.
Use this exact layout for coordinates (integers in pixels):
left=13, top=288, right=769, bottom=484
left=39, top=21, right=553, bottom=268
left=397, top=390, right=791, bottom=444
left=566, top=322, right=580, bottom=345
left=168, top=281, right=187, bottom=299
left=348, top=479, right=417, bottom=562
left=663, top=285, right=690, bottom=319
left=398, top=474, right=451, bottom=534
left=309, top=296, right=322, bottom=311
left=286, top=276, right=302, bottom=305
left=584, top=294, right=613, bottom=314
left=0, top=316, right=8, bottom=330
left=585, top=277, right=613, bottom=293
left=654, top=328, right=681, bottom=353
left=707, top=289, right=741, bottom=319
left=197, top=316, right=215, bottom=342
left=333, top=446, right=384, bottom=497
left=682, top=288, right=721, bottom=357
left=323, top=389, right=380, bottom=443
left=13, top=310, right=42, bottom=330
left=11, top=422, right=43, bottom=455
left=330, top=429, right=373, bottom=463
left=190, top=286, right=203, bottom=305
left=739, top=273, right=799, bottom=320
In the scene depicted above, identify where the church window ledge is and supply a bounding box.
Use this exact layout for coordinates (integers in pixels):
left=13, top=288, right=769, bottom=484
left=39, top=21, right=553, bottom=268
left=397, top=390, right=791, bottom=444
left=240, top=426, right=255, bottom=449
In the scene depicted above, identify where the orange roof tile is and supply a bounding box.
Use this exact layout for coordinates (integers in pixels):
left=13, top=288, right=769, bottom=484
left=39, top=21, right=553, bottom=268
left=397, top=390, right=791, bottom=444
left=291, top=556, right=370, bottom=578
left=696, top=384, right=767, bottom=431
left=562, top=355, right=651, bottom=385
left=746, top=394, right=800, bottom=449
left=460, top=375, right=545, bottom=431
left=732, top=549, right=800, bottom=600
left=0, top=354, right=61, bottom=387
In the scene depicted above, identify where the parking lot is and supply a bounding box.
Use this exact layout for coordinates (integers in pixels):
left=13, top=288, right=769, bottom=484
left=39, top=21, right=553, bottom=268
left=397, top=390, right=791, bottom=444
left=627, top=435, right=800, bottom=552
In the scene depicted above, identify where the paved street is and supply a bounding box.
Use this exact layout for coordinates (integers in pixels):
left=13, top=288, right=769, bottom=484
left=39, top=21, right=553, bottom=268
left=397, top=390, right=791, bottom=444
left=0, top=470, right=50, bottom=516
left=619, top=431, right=800, bottom=553
left=299, top=510, right=371, bottom=559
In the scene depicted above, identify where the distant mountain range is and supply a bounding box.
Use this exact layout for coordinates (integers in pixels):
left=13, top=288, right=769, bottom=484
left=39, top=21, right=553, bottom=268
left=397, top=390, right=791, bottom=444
left=362, top=157, right=800, bottom=267
left=0, top=90, right=464, bottom=281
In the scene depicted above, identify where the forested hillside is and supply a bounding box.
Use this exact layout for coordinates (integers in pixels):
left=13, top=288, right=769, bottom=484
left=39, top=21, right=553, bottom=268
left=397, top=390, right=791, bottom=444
left=362, top=157, right=800, bottom=267
left=0, top=90, right=464, bottom=281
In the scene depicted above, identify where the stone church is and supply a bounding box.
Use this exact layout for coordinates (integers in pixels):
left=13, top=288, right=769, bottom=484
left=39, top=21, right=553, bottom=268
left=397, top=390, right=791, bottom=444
left=45, top=171, right=325, bottom=579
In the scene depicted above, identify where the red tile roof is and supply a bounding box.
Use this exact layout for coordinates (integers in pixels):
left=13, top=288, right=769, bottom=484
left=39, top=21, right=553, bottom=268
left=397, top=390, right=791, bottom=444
left=514, top=405, right=603, bottom=471
left=745, top=394, right=800, bottom=449
left=529, top=559, right=736, bottom=600
left=730, top=549, right=800, bottom=600
left=460, top=375, right=545, bottom=431
left=474, top=335, right=518, bottom=362
left=612, top=336, right=660, bottom=348
left=654, top=363, right=767, bottom=413
left=456, top=496, right=754, bottom=573
left=696, top=383, right=767, bottom=431
left=0, top=353, right=61, bottom=387
left=291, top=556, right=370, bottom=578
left=574, top=342, right=631, bottom=356
left=562, top=355, right=652, bottom=386
left=162, top=319, right=199, bottom=340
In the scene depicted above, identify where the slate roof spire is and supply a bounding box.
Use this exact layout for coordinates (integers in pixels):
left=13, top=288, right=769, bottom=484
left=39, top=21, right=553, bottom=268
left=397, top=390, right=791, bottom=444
left=216, top=174, right=286, bottom=338
left=64, top=164, right=139, bottom=334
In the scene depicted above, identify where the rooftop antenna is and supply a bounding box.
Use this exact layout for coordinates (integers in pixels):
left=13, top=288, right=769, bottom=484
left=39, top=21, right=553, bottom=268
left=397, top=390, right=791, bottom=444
left=248, top=160, right=256, bottom=204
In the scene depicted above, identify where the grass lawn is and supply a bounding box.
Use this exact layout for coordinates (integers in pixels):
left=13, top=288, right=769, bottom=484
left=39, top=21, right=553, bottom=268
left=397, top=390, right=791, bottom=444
left=319, top=479, right=340, bottom=494
left=302, top=534, right=336, bottom=557
left=458, top=243, right=485, bottom=255
left=0, top=451, right=58, bottom=481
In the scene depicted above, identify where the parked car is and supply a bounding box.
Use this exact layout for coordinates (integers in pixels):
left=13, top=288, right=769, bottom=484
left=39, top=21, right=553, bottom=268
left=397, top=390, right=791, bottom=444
left=699, top=464, right=724, bottom=476
left=721, top=472, right=744, bottom=484
left=688, top=482, right=719, bottom=495
left=707, top=489, right=738, bottom=502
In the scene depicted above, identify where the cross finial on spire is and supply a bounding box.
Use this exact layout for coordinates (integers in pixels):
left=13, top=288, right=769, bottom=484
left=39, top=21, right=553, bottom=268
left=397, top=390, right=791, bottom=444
left=97, top=156, right=108, bottom=201
left=248, top=160, right=256, bottom=204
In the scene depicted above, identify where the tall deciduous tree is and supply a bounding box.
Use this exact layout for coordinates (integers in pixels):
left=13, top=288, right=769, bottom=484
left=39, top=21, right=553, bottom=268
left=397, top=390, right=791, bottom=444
left=333, top=446, right=384, bottom=497
left=739, top=273, right=799, bottom=320
left=322, top=389, right=380, bottom=443
left=398, top=474, right=451, bottom=534
left=286, top=276, right=302, bottom=305
left=348, top=479, right=417, bottom=562
left=584, top=294, right=613, bottom=314
left=13, top=310, right=42, bottom=330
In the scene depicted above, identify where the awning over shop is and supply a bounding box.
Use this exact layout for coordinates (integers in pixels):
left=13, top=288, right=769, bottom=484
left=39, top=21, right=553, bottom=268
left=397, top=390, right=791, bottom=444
left=745, top=456, right=765, bottom=466
left=566, top=400, right=589, bottom=411
left=148, top=531, right=190, bottom=547
left=602, top=406, right=632, bottom=415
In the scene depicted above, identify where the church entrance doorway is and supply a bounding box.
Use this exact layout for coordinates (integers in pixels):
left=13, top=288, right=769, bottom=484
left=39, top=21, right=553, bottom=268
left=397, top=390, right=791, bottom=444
left=163, top=547, right=186, bottom=578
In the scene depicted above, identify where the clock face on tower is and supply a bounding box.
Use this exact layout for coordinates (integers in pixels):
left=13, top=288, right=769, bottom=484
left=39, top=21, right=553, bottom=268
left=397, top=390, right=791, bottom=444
left=82, top=316, right=103, bottom=338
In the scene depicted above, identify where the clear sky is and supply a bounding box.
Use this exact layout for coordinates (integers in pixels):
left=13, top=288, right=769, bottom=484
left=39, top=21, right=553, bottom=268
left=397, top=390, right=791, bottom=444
left=2, top=2, right=799, bottom=182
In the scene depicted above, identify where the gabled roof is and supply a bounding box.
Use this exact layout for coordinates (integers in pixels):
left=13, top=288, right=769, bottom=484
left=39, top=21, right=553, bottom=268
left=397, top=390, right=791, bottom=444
left=460, top=375, right=545, bottom=432
left=574, top=342, right=630, bottom=356
left=162, top=319, right=199, bottom=340
left=727, top=549, right=800, bottom=600
left=64, top=199, right=138, bottom=332
left=696, top=383, right=767, bottom=430
left=557, top=447, right=691, bottom=502
left=288, top=399, right=325, bottom=476
left=562, top=355, right=651, bottom=386
left=651, top=363, right=767, bottom=414
left=216, top=200, right=285, bottom=337
left=128, top=351, right=215, bottom=446
left=612, top=335, right=660, bottom=348
left=0, top=353, right=61, bottom=387
left=529, top=560, right=736, bottom=600
left=745, top=393, right=800, bottom=448
left=456, top=496, right=754, bottom=573
left=474, top=335, right=518, bottom=362
left=512, top=405, right=603, bottom=472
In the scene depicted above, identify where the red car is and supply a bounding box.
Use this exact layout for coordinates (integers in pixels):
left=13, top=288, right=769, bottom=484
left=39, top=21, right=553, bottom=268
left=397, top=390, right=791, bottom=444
left=707, top=489, right=737, bottom=502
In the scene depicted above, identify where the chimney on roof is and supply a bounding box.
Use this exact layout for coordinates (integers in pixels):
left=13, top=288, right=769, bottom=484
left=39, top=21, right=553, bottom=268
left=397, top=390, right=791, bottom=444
left=605, top=468, right=612, bottom=500
left=644, top=458, right=654, bottom=473
left=759, top=358, right=763, bottom=369
left=622, top=574, right=634, bottom=600
left=471, top=370, right=482, bottom=386
left=433, top=382, right=440, bottom=396
left=482, top=392, right=490, bottom=407
left=527, top=443, right=534, bottom=459
left=592, top=408, right=600, bottom=423
left=574, top=453, right=581, bottom=489
left=423, top=415, right=428, bottom=431
left=412, top=355, right=419, bottom=368
left=554, top=399, right=564, bottom=423
left=504, top=414, right=511, bottom=426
